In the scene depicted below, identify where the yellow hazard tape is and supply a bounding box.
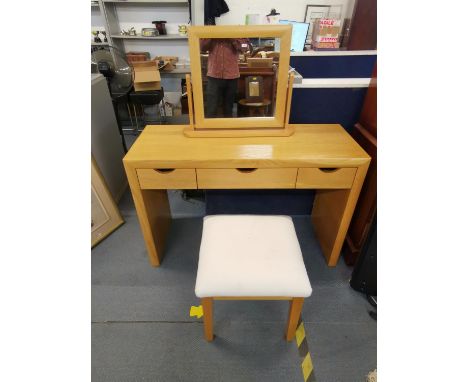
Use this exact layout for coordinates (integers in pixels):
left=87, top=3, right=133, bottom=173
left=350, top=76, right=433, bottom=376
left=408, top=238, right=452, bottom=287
left=295, top=322, right=306, bottom=347
left=302, top=353, right=314, bottom=381
left=190, top=305, right=203, bottom=318
left=295, top=318, right=316, bottom=381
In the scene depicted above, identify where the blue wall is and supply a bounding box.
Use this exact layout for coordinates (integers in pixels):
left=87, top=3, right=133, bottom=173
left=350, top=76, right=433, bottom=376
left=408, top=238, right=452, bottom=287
left=290, top=55, right=377, bottom=78
left=289, top=87, right=367, bottom=132
left=288, top=54, right=375, bottom=131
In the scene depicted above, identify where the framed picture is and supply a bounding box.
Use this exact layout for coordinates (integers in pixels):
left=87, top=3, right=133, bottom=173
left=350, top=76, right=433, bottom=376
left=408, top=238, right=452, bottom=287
left=91, top=156, right=124, bottom=247
left=304, top=4, right=343, bottom=43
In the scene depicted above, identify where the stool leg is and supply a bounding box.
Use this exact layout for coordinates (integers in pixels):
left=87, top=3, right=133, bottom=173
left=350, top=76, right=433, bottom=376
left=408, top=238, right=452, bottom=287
left=201, top=297, right=214, bottom=341
left=285, top=298, right=304, bottom=341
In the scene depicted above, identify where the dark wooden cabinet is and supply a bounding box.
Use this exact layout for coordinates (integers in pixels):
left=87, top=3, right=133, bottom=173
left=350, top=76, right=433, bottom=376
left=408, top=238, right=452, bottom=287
left=344, top=65, right=377, bottom=265
left=347, top=0, right=377, bottom=51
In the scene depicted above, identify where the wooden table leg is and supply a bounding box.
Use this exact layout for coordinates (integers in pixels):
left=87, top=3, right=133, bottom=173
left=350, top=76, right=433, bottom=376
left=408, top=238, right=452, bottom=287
left=201, top=297, right=214, bottom=341
left=123, top=162, right=172, bottom=267
left=285, top=298, right=304, bottom=341
left=312, top=162, right=370, bottom=266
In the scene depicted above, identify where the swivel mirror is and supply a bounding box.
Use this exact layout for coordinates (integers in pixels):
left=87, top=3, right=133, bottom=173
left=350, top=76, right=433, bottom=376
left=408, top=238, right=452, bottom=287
left=185, top=25, right=294, bottom=137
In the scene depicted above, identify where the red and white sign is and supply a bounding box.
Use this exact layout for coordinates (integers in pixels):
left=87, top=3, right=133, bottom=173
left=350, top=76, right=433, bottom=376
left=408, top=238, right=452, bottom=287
left=315, top=36, right=339, bottom=43
left=319, top=18, right=341, bottom=27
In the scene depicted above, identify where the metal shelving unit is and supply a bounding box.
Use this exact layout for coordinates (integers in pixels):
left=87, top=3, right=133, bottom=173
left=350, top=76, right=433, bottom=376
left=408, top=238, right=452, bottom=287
left=91, top=1, right=106, bottom=46
left=95, top=0, right=193, bottom=80
left=93, top=0, right=194, bottom=129
left=97, top=0, right=190, bottom=53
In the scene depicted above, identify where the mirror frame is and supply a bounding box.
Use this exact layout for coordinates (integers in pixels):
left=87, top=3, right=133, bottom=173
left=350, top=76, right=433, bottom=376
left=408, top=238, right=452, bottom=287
left=188, top=25, right=292, bottom=130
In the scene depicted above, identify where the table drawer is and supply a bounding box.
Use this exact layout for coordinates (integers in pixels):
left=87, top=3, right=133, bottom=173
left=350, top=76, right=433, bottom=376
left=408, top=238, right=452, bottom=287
left=197, top=168, right=297, bottom=189
left=137, top=168, right=197, bottom=189
left=296, top=167, right=356, bottom=189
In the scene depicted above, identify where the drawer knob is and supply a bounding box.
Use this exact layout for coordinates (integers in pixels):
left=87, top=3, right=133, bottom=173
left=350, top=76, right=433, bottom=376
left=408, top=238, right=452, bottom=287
left=154, top=168, right=175, bottom=174
left=236, top=168, right=258, bottom=173
left=319, top=168, right=339, bottom=173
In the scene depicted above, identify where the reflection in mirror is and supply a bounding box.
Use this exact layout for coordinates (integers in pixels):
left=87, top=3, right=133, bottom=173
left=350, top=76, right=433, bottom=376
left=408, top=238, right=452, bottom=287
left=200, top=37, right=280, bottom=118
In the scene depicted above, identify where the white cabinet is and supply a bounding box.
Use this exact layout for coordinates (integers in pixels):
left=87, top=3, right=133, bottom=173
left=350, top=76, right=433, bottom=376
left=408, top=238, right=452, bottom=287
left=91, top=74, right=127, bottom=202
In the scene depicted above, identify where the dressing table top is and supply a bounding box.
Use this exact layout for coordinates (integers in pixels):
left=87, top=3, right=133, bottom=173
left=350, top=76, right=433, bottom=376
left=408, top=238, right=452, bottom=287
left=123, top=124, right=370, bottom=168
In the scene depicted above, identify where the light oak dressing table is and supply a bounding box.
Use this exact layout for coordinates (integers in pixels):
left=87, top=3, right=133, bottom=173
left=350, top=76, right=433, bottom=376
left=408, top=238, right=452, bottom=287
left=123, top=25, right=370, bottom=267
left=123, top=123, right=370, bottom=267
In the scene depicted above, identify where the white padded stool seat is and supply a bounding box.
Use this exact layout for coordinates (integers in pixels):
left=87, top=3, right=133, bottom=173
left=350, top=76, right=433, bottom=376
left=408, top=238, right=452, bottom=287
left=195, top=215, right=312, bottom=298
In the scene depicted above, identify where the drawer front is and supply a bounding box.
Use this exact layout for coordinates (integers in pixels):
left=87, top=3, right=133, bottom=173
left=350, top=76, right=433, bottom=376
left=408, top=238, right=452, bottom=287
left=197, top=168, right=297, bottom=189
left=296, top=167, right=357, bottom=189
left=137, top=168, right=197, bottom=189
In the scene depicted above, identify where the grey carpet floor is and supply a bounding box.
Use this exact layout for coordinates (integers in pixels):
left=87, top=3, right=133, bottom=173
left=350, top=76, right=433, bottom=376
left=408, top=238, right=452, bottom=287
left=92, top=191, right=376, bottom=382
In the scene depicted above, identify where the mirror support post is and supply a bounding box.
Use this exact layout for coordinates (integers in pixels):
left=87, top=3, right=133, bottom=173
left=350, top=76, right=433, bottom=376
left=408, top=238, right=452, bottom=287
left=186, top=74, right=195, bottom=131
left=284, top=72, right=295, bottom=128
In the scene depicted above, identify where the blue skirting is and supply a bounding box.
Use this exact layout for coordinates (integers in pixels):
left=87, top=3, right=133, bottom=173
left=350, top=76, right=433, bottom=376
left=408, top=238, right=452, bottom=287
left=289, top=87, right=367, bottom=132
left=290, top=55, right=377, bottom=78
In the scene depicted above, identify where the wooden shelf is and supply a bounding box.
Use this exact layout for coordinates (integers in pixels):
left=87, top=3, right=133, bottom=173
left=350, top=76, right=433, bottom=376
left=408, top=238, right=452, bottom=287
left=111, top=34, right=188, bottom=40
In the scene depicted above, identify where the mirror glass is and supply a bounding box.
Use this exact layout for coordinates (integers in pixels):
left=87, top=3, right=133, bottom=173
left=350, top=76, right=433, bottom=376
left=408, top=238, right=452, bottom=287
left=200, top=37, right=281, bottom=118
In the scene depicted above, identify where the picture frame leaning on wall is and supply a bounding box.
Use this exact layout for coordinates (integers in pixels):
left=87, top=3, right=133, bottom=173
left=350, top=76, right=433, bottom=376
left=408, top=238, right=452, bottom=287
left=304, top=4, right=343, bottom=45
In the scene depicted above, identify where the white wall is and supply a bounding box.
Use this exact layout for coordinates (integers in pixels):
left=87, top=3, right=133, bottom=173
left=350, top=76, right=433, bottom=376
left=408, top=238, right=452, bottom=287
left=192, top=0, right=355, bottom=26
left=91, top=7, right=105, bottom=31
left=93, top=1, right=357, bottom=58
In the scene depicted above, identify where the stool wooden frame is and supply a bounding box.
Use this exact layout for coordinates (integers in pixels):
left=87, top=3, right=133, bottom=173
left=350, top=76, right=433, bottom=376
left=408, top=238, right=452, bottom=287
left=200, top=296, right=304, bottom=342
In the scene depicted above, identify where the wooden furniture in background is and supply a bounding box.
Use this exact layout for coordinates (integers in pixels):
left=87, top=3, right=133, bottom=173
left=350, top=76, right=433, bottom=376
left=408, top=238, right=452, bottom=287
left=123, top=124, right=370, bottom=267
left=347, top=0, right=377, bottom=51
left=238, top=99, right=272, bottom=117
left=238, top=66, right=276, bottom=104
left=92, top=157, right=124, bottom=247
left=344, top=64, right=377, bottom=265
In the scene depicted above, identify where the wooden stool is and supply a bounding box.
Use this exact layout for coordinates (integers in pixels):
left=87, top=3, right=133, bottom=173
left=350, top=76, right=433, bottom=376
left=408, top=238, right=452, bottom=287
left=195, top=215, right=312, bottom=342
left=238, top=98, right=272, bottom=117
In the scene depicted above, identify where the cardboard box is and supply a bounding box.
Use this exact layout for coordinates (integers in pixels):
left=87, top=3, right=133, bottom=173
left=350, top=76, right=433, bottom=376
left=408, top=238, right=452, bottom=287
left=133, top=61, right=161, bottom=92
left=312, top=41, right=341, bottom=49
left=154, top=56, right=179, bottom=72
left=312, top=18, right=341, bottom=43
left=311, top=18, right=341, bottom=50
left=126, top=51, right=150, bottom=66
left=158, top=60, right=175, bottom=72
left=314, top=36, right=340, bottom=43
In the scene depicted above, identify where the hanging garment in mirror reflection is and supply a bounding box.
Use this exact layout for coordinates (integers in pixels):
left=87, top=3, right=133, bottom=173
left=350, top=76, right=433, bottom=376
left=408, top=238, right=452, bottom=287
left=201, top=38, right=248, bottom=118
